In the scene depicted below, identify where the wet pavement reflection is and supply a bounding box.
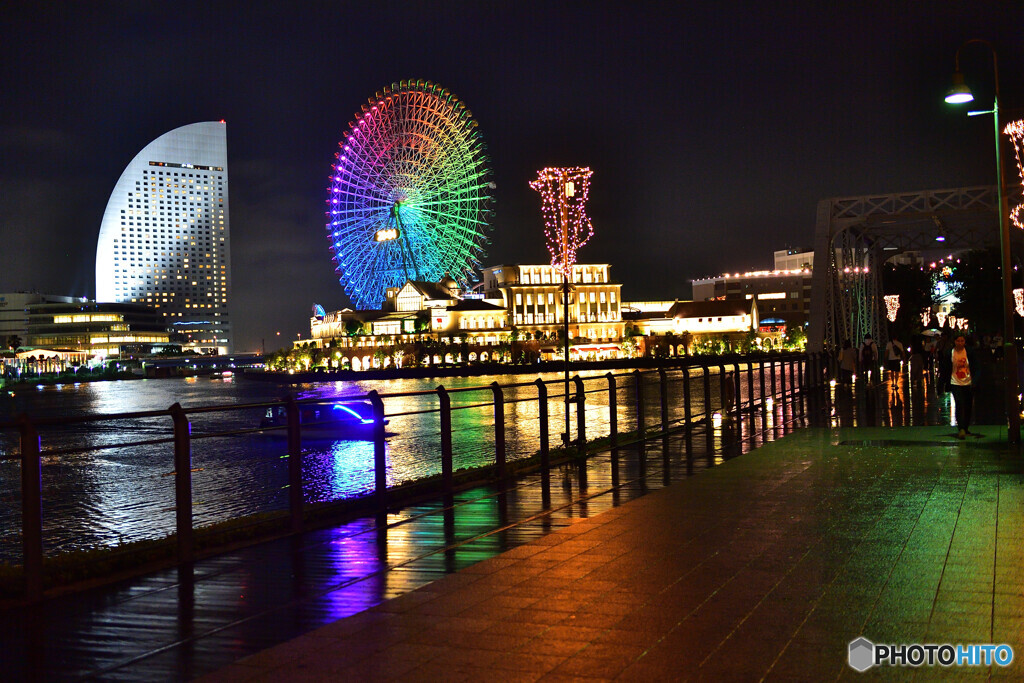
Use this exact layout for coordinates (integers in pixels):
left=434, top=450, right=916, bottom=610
left=1, top=394, right=810, bottom=680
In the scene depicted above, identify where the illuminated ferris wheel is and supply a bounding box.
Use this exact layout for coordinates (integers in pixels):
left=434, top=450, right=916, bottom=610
left=326, top=80, right=494, bottom=309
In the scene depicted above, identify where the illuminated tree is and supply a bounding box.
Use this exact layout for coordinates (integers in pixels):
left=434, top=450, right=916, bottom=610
left=530, top=167, right=594, bottom=275
left=1006, top=119, right=1024, bottom=230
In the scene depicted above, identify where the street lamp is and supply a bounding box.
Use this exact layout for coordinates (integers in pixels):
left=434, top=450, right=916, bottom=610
left=945, top=39, right=1020, bottom=444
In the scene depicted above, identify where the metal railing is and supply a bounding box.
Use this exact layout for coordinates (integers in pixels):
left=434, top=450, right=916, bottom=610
left=0, top=351, right=825, bottom=600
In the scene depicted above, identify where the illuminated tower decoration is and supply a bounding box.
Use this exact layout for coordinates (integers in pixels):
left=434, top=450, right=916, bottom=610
left=1005, top=120, right=1024, bottom=230
left=921, top=309, right=931, bottom=326
left=95, top=121, right=232, bottom=353
left=1014, top=288, right=1024, bottom=317
left=530, top=167, right=594, bottom=275
left=531, top=167, right=594, bottom=449
left=325, top=80, right=493, bottom=309
left=937, top=311, right=948, bottom=328
left=883, top=295, right=900, bottom=322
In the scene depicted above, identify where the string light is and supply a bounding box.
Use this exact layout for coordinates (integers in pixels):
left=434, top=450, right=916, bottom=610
left=937, top=311, right=948, bottom=328
left=1005, top=119, right=1024, bottom=230
left=884, top=294, right=900, bottom=322
left=1014, top=288, right=1024, bottom=317
left=530, top=167, right=593, bottom=275
left=921, top=309, right=931, bottom=326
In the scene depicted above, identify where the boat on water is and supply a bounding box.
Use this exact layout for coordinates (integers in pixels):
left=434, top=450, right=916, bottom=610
left=259, top=401, right=388, bottom=440
left=209, top=370, right=233, bottom=380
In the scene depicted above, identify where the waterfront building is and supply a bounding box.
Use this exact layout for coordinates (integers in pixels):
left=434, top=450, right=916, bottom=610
left=307, top=278, right=508, bottom=352
left=25, top=301, right=172, bottom=358
left=691, top=248, right=813, bottom=331
left=480, top=264, right=625, bottom=351
left=0, top=292, right=79, bottom=348
left=622, top=299, right=766, bottom=353
left=95, top=121, right=232, bottom=354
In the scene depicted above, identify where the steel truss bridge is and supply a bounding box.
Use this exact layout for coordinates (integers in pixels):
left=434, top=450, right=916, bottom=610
left=808, top=185, right=1024, bottom=353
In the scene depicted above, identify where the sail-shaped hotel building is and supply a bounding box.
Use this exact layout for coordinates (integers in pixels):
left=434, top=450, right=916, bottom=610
left=95, top=121, right=232, bottom=353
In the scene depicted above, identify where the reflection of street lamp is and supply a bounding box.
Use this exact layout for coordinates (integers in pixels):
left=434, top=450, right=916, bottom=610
left=945, top=39, right=1019, bottom=443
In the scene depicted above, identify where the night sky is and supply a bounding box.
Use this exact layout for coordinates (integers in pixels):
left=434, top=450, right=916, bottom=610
left=2, top=2, right=1021, bottom=353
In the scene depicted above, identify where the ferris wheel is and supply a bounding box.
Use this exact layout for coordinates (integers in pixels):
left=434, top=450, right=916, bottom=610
left=326, top=80, right=494, bottom=309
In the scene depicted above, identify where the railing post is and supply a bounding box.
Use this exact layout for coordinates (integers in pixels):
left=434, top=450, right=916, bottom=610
left=681, top=365, right=692, bottom=429
left=702, top=365, right=712, bottom=423
left=758, top=355, right=767, bottom=415
left=606, top=373, right=618, bottom=450
left=658, top=368, right=669, bottom=433
left=780, top=356, right=789, bottom=420
left=746, top=359, right=755, bottom=413
left=170, top=403, right=193, bottom=564
left=535, top=378, right=550, bottom=472
left=733, top=364, right=743, bottom=434
left=368, top=390, right=387, bottom=512
left=770, top=358, right=777, bottom=400
left=438, top=386, right=453, bottom=494
left=717, top=363, right=729, bottom=415
left=634, top=370, right=646, bottom=446
left=491, top=382, right=506, bottom=480
left=799, top=356, right=807, bottom=417
left=285, top=397, right=303, bottom=534
left=789, top=357, right=797, bottom=402
left=18, top=414, right=43, bottom=600
left=574, top=375, right=586, bottom=458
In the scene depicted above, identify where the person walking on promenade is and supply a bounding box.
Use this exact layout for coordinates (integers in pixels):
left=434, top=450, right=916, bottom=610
left=839, top=339, right=857, bottom=384
left=860, top=334, right=879, bottom=385
left=950, top=333, right=977, bottom=439
left=885, top=336, right=905, bottom=385
left=909, top=337, right=926, bottom=384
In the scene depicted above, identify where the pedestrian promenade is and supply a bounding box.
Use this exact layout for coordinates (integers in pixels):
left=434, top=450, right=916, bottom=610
left=203, top=396, right=1024, bottom=680
left=4, top=377, right=1021, bottom=680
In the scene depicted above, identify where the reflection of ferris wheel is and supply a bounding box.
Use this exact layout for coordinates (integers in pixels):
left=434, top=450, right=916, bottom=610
left=326, top=80, right=493, bottom=309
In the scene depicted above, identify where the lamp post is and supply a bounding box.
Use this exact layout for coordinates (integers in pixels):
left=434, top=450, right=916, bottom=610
left=531, top=167, right=594, bottom=450
left=945, top=39, right=1020, bottom=444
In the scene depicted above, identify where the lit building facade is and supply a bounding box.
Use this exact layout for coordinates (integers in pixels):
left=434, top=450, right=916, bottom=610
left=25, top=302, right=171, bottom=358
left=691, top=249, right=813, bottom=330
left=95, top=121, right=232, bottom=354
left=0, top=292, right=78, bottom=347
left=480, top=264, right=624, bottom=344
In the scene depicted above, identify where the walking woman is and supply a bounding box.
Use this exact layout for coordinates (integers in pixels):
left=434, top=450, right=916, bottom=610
left=950, top=334, right=977, bottom=439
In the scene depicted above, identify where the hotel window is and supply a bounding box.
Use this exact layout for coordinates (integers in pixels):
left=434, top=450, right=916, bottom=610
left=515, top=293, right=522, bottom=305
left=589, top=292, right=596, bottom=303
left=600, top=292, right=606, bottom=304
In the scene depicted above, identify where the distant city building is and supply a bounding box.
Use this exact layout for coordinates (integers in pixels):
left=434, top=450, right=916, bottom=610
left=692, top=248, right=813, bottom=330
left=0, top=292, right=79, bottom=347
left=25, top=301, right=172, bottom=358
left=773, top=248, right=814, bottom=271
left=95, top=121, right=232, bottom=354
left=298, top=263, right=627, bottom=366
left=622, top=299, right=765, bottom=351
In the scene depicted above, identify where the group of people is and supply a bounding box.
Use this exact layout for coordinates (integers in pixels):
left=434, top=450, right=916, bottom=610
left=836, top=330, right=978, bottom=439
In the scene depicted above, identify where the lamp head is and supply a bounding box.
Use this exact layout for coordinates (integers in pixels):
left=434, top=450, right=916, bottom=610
left=945, top=71, right=974, bottom=104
